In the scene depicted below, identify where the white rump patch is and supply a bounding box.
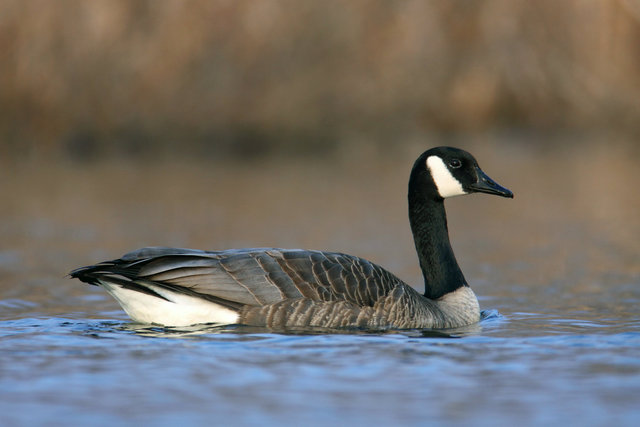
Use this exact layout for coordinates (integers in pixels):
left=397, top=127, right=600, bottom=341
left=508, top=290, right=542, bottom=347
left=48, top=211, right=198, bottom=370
left=99, top=281, right=239, bottom=327
left=426, top=156, right=467, bottom=198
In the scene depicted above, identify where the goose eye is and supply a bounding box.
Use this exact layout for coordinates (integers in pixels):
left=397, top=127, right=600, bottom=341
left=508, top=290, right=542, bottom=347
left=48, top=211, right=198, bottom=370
left=449, top=159, right=462, bottom=169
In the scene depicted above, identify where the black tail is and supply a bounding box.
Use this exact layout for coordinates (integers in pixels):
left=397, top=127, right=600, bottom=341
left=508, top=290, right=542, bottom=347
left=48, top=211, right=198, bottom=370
left=69, top=254, right=243, bottom=310
left=69, top=260, right=172, bottom=301
left=69, top=263, right=113, bottom=286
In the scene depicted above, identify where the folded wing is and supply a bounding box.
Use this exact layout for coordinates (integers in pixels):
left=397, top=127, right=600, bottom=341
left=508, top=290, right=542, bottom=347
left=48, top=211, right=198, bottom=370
left=70, top=247, right=408, bottom=310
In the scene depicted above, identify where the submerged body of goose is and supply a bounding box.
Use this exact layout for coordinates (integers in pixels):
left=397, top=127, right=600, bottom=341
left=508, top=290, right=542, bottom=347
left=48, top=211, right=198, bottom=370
left=70, top=147, right=513, bottom=330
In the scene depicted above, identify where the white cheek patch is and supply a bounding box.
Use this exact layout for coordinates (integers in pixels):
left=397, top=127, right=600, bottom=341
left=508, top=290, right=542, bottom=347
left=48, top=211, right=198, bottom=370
left=426, top=156, right=468, bottom=198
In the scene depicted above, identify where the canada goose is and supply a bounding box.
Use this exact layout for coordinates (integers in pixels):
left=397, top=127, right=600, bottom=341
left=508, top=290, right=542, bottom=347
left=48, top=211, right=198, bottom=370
left=70, top=147, right=513, bottom=330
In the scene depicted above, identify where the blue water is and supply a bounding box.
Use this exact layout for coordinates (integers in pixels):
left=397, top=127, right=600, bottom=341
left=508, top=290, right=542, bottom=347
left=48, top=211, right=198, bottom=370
left=1, top=147, right=639, bottom=426
left=1, top=309, right=639, bottom=427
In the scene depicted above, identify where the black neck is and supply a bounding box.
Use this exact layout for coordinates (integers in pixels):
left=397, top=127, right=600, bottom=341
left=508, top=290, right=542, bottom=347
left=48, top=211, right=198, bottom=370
left=408, top=178, right=467, bottom=300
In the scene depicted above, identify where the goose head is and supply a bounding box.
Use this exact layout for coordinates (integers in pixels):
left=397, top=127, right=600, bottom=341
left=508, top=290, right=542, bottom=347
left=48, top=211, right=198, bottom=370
left=412, top=146, right=513, bottom=200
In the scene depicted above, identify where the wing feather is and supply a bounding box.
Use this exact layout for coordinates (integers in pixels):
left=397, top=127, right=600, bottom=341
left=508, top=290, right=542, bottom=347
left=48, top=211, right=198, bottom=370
left=72, top=247, right=409, bottom=309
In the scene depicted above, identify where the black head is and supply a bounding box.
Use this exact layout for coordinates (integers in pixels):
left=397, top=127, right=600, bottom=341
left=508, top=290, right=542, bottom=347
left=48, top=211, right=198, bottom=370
left=411, top=146, right=513, bottom=200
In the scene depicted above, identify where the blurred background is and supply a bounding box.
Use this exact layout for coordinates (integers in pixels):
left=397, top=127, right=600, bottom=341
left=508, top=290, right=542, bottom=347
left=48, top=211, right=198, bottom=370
left=0, top=0, right=639, bottom=309
left=2, top=0, right=640, bottom=161
left=2, top=4, right=640, bottom=425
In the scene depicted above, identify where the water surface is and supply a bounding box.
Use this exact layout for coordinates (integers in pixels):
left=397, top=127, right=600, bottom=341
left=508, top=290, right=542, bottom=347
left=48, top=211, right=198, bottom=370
left=1, top=142, right=639, bottom=426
